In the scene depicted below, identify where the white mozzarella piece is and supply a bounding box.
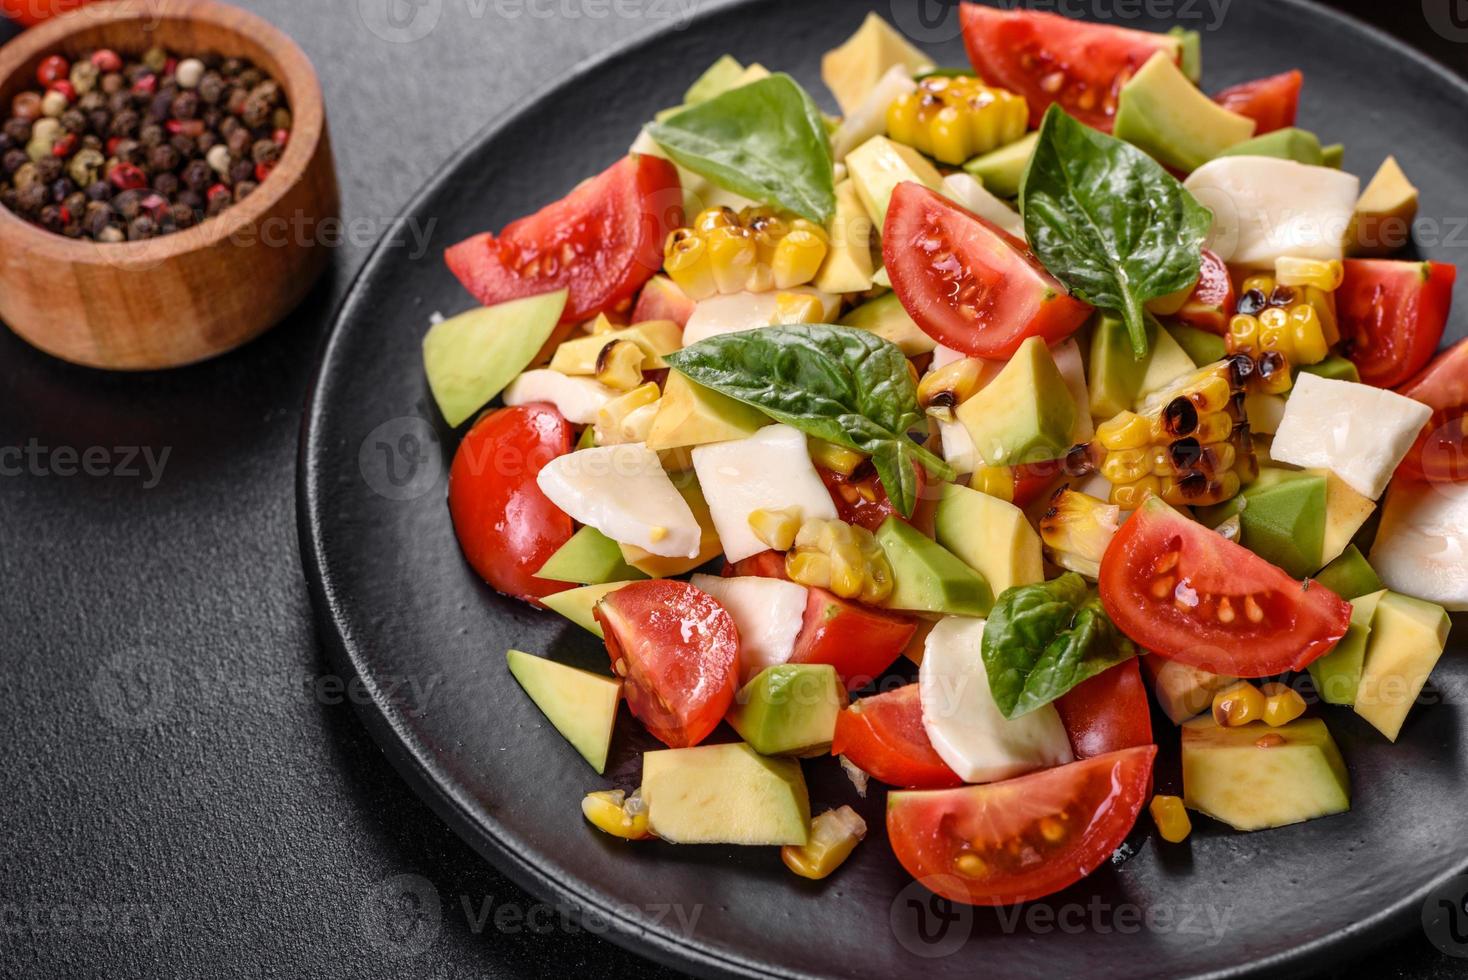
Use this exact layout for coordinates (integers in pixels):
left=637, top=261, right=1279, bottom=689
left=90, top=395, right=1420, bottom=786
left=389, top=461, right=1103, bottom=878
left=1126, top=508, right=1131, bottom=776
left=690, top=574, right=809, bottom=680
left=1050, top=338, right=1094, bottom=443
left=1270, top=373, right=1432, bottom=499
left=831, top=66, right=917, bottom=162
left=502, top=369, right=618, bottom=425
left=1183, top=157, right=1359, bottom=268
left=681, top=288, right=841, bottom=346
left=691, top=424, right=838, bottom=562
left=918, top=617, right=1074, bottom=784
left=941, top=172, right=1026, bottom=240
left=938, top=419, right=978, bottom=475
left=1370, top=480, right=1468, bottom=611
left=535, top=444, right=701, bottom=558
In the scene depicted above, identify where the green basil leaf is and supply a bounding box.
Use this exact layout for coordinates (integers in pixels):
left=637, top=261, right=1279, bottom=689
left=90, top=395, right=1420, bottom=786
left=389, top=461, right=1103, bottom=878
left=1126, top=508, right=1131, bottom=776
left=663, top=324, right=953, bottom=517
left=1020, top=104, right=1213, bottom=358
left=647, top=74, right=836, bottom=223
left=982, top=572, right=1137, bottom=718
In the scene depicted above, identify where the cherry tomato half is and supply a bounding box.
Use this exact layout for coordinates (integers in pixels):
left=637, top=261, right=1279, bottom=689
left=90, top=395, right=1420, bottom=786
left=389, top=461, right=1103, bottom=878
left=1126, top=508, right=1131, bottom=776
left=1173, top=248, right=1236, bottom=335
left=790, top=588, right=916, bottom=691
left=1339, top=259, right=1457, bottom=389
left=887, top=745, right=1157, bottom=906
left=1398, top=338, right=1468, bottom=483
left=446, top=154, right=683, bottom=324
left=885, top=182, right=1091, bottom=360
left=818, top=463, right=922, bottom=533
left=1054, top=658, right=1153, bottom=759
left=958, top=3, right=1181, bottom=132
left=722, top=550, right=789, bottom=580
left=1214, top=70, right=1303, bottom=135
left=831, top=685, right=962, bottom=790
left=1098, top=498, right=1352, bottom=677
left=593, top=580, right=740, bottom=748
left=448, top=405, right=574, bottom=605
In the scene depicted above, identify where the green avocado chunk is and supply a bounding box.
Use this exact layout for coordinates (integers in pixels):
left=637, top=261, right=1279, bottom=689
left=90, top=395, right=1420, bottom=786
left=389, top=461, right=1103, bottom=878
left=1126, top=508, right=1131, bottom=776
left=1355, top=592, right=1451, bottom=741
left=506, top=649, right=621, bottom=774
left=536, top=526, right=648, bottom=585
left=957, top=335, right=1075, bottom=467
left=1309, top=588, right=1385, bottom=706
left=877, top=517, right=994, bottom=617
left=1113, top=53, right=1256, bottom=172
left=540, top=581, right=636, bottom=638
left=727, top=664, right=845, bottom=757
left=962, top=131, right=1037, bottom=199
left=642, top=742, right=811, bottom=845
left=1298, top=355, right=1361, bottom=384
left=1182, top=716, right=1350, bottom=831
left=423, top=290, right=567, bottom=427
left=1313, top=544, right=1382, bottom=600
left=933, top=483, right=1044, bottom=596
left=1217, top=128, right=1325, bottom=166
left=1165, top=322, right=1226, bottom=367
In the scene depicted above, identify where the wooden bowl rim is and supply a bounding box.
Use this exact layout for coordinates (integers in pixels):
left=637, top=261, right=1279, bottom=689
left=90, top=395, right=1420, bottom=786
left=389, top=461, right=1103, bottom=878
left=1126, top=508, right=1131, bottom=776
left=0, top=0, right=327, bottom=268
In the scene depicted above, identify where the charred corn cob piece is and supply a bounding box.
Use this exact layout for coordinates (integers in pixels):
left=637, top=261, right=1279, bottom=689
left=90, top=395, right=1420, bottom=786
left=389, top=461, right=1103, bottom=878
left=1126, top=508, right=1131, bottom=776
left=786, top=517, right=893, bottom=604
left=1092, top=361, right=1256, bottom=509
left=918, top=357, right=990, bottom=423
left=1040, top=487, right=1120, bottom=580
left=1234, top=264, right=1341, bottom=361
left=663, top=206, right=829, bottom=299
left=782, top=806, right=867, bottom=880
left=886, top=75, right=1028, bottom=165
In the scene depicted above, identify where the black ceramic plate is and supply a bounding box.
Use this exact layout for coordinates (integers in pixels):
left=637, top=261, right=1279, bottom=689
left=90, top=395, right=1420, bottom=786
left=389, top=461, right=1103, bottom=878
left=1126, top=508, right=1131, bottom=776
left=300, top=2, right=1468, bottom=976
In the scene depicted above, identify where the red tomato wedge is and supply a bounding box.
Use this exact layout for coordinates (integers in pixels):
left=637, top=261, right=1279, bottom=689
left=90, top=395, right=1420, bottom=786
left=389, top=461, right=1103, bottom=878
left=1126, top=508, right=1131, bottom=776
left=722, top=550, right=789, bottom=580
left=448, top=405, right=575, bottom=605
left=818, top=464, right=921, bottom=532
left=884, top=182, right=1091, bottom=359
left=1173, top=248, right=1236, bottom=335
left=446, top=154, right=683, bottom=324
left=630, top=275, right=695, bottom=328
left=831, top=686, right=962, bottom=790
left=1099, top=498, right=1352, bottom=677
left=1339, top=259, right=1457, bottom=389
left=1214, top=70, right=1302, bottom=135
left=791, top=588, right=916, bottom=690
left=1054, top=659, right=1153, bottom=759
left=959, top=4, right=1181, bottom=131
left=593, top=580, right=739, bottom=748
left=888, top=745, right=1157, bottom=906
left=1398, top=339, right=1468, bottom=483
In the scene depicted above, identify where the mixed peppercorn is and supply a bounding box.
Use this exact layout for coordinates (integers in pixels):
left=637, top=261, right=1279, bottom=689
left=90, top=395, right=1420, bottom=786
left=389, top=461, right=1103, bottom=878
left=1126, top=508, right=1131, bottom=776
left=0, top=46, right=291, bottom=242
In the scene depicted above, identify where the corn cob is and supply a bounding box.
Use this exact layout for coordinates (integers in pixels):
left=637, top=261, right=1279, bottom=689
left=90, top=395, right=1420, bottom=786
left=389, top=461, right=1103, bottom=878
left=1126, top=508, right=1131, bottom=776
left=1227, top=260, right=1343, bottom=391
left=663, top=206, right=830, bottom=299
left=1087, top=360, right=1257, bottom=510
left=886, top=75, right=1028, bottom=166
left=1039, top=487, right=1120, bottom=580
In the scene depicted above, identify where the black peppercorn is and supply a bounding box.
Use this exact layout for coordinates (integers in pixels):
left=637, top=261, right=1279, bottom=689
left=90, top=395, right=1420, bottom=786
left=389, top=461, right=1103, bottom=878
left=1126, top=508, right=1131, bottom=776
left=61, top=108, right=88, bottom=135
left=17, top=183, right=47, bottom=215
left=233, top=180, right=258, bottom=203
left=50, top=178, right=75, bottom=204
left=147, top=143, right=180, bottom=172
left=109, top=110, right=140, bottom=139
left=170, top=202, right=195, bottom=229
left=228, top=159, right=254, bottom=185
left=87, top=109, right=111, bottom=135
left=152, top=171, right=180, bottom=197
left=35, top=157, right=63, bottom=184
left=251, top=138, right=282, bottom=167
left=177, top=188, right=203, bottom=212
left=85, top=180, right=111, bottom=202
left=181, top=158, right=212, bottom=191
left=198, top=72, right=227, bottom=105
left=238, top=68, right=265, bottom=90
left=127, top=215, right=157, bottom=240
left=2, top=148, right=27, bottom=176
left=148, top=91, right=174, bottom=122
left=113, top=139, right=142, bottom=165
left=5, top=117, right=33, bottom=144
left=83, top=201, right=113, bottom=236
left=172, top=92, right=200, bottom=121
left=112, top=188, right=142, bottom=220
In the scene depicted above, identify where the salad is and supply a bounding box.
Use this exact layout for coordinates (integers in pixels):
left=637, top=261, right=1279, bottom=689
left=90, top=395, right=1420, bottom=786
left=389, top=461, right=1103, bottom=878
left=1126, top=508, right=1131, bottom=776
left=420, top=7, right=1464, bottom=907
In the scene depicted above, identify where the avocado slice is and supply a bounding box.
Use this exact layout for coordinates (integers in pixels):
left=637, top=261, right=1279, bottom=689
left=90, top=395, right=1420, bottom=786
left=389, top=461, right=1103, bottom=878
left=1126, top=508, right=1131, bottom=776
left=1308, top=588, right=1386, bottom=706
left=540, top=581, right=636, bottom=637
left=1114, top=52, right=1256, bottom=172
left=933, top=483, right=1044, bottom=596
left=1320, top=470, right=1376, bottom=568
left=536, top=526, right=648, bottom=585
left=1348, top=155, right=1418, bottom=256
left=1354, top=591, right=1451, bottom=741
left=1168, top=26, right=1203, bottom=83
left=1182, top=716, right=1350, bottom=831
left=1298, top=355, right=1361, bottom=384
left=846, top=135, right=944, bottom=229
left=963, top=131, right=1037, bottom=199
left=1088, top=312, right=1198, bottom=418
left=1166, top=322, right=1226, bottom=367
left=877, top=517, right=994, bottom=617
left=684, top=55, right=747, bottom=105
left=821, top=11, right=932, bottom=116
left=814, top=179, right=876, bottom=294
left=645, top=372, right=768, bottom=451
left=1313, top=544, right=1383, bottom=600
left=506, top=649, right=622, bottom=773
left=642, top=742, right=811, bottom=844
left=423, top=289, right=568, bottom=427
left=1239, top=470, right=1328, bottom=578
left=1217, top=128, right=1325, bottom=166
left=957, top=336, right=1075, bottom=467
left=839, top=292, right=935, bottom=355
left=727, top=664, right=845, bottom=757
left=1321, top=144, right=1345, bottom=168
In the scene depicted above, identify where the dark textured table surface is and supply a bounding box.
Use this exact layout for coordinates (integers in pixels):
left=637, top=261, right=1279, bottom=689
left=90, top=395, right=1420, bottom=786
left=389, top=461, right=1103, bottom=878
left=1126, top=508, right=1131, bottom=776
left=1, top=1, right=1465, bottom=977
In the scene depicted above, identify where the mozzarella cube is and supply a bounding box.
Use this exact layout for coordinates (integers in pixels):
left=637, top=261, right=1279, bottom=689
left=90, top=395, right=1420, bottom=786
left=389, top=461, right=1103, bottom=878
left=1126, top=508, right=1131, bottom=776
left=1271, top=373, right=1432, bottom=499
left=503, top=369, right=618, bottom=425
left=1371, top=479, right=1468, bottom=611
left=938, top=418, right=978, bottom=475
left=1050, top=338, right=1093, bottom=443
left=682, top=288, right=841, bottom=346
left=536, top=444, right=702, bottom=558
left=691, top=424, right=838, bottom=562
left=919, top=617, right=1074, bottom=784
left=691, top=574, right=809, bottom=680
left=1184, top=157, right=1359, bottom=268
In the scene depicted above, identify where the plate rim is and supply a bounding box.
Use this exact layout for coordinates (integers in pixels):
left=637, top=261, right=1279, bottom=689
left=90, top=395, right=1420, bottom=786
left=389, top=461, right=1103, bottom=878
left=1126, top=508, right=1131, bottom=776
left=297, top=2, right=1468, bottom=976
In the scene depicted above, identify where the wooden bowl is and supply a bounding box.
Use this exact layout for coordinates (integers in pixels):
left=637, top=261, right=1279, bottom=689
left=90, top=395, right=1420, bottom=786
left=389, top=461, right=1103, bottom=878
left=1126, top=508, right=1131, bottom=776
left=0, top=0, right=339, bottom=370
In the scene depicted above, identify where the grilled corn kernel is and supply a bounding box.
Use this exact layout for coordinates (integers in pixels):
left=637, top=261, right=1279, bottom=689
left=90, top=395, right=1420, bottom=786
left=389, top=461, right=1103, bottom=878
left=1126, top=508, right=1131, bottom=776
left=665, top=207, right=828, bottom=296
left=582, top=789, right=652, bottom=840
left=1260, top=681, right=1307, bottom=726
left=919, top=357, right=989, bottom=422
left=786, top=517, right=893, bottom=603
left=1288, top=304, right=1330, bottom=364
left=970, top=465, right=1015, bottom=502
left=771, top=291, right=826, bottom=325
left=663, top=229, right=717, bottom=300
left=749, top=506, right=804, bottom=552
left=773, top=223, right=831, bottom=290
left=595, top=382, right=661, bottom=446
left=1275, top=256, right=1344, bottom=292
left=705, top=224, right=757, bottom=294
left=1149, top=795, right=1192, bottom=844
left=1112, top=476, right=1161, bottom=510
left=809, top=439, right=865, bottom=477
left=1096, top=411, right=1152, bottom=452
left=594, top=339, right=647, bottom=391
left=693, top=205, right=738, bottom=233
left=886, top=76, right=1028, bottom=165
left=1212, top=680, right=1267, bottom=727
left=1040, top=488, right=1120, bottom=580
left=782, top=806, right=867, bottom=880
